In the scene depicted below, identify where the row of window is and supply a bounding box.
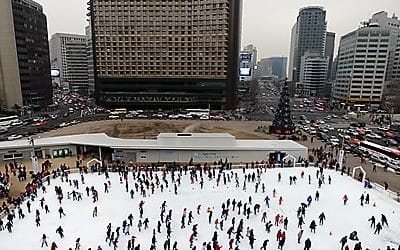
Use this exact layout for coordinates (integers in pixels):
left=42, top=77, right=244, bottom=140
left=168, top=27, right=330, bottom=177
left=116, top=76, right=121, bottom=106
left=98, top=71, right=227, bottom=77
left=96, top=35, right=227, bottom=42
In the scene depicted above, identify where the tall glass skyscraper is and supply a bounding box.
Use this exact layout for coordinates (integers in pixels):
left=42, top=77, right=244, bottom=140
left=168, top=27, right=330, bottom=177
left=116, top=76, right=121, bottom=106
left=288, top=6, right=327, bottom=83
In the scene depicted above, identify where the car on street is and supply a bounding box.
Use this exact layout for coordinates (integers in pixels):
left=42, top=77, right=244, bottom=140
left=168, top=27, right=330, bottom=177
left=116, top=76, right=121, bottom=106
left=108, top=115, right=119, bottom=119
left=59, top=122, right=69, bottom=128
left=366, top=133, right=382, bottom=139
left=7, top=134, right=22, bottom=141
left=10, top=120, right=23, bottom=126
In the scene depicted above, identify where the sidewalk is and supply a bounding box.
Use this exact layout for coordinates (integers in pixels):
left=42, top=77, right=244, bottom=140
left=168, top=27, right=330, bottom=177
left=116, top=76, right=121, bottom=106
left=1, top=156, right=80, bottom=202
left=298, top=135, right=400, bottom=195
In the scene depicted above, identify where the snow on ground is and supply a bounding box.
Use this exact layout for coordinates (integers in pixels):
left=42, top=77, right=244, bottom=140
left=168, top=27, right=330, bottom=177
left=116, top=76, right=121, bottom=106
left=1, top=167, right=399, bottom=250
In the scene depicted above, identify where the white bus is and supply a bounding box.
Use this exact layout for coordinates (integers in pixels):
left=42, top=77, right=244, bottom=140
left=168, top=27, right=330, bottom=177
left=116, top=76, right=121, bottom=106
left=185, top=108, right=210, bottom=117
left=114, top=108, right=127, bottom=114
left=0, top=115, right=19, bottom=127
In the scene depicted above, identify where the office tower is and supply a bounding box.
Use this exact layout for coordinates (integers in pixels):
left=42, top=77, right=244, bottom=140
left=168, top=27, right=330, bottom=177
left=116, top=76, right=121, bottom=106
left=385, top=24, right=400, bottom=111
left=394, top=37, right=400, bottom=82
left=257, top=57, right=287, bottom=79
left=369, top=11, right=400, bottom=29
left=88, top=0, right=242, bottom=109
left=0, top=0, right=23, bottom=110
left=299, top=52, right=328, bottom=96
left=50, top=33, right=88, bottom=94
left=239, top=45, right=257, bottom=82
left=0, top=0, right=52, bottom=110
left=288, top=23, right=297, bottom=81
left=288, top=7, right=327, bottom=83
left=243, top=44, right=257, bottom=66
left=65, top=40, right=89, bottom=95
left=268, top=57, right=288, bottom=79
left=325, top=32, right=335, bottom=80
left=256, top=58, right=272, bottom=78
left=333, top=25, right=391, bottom=103
left=86, top=25, right=95, bottom=95
left=369, top=12, right=400, bottom=97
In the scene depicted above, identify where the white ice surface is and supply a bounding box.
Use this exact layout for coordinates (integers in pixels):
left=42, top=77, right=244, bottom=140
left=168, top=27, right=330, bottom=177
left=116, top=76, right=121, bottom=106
left=0, top=167, right=399, bottom=250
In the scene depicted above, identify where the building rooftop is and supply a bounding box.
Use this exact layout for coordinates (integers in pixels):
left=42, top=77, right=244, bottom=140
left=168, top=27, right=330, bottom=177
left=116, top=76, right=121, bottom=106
left=0, top=133, right=307, bottom=151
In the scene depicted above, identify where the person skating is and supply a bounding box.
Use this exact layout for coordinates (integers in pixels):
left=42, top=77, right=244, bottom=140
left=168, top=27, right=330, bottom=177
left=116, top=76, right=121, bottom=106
left=56, top=225, right=64, bottom=238
left=298, top=216, right=305, bottom=229
left=51, top=241, right=58, bottom=250
left=264, top=195, right=270, bottom=208
left=75, top=238, right=81, bottom=250
left=248, top=228, right=255, bottom=249
left=381, top=214, right=389, bottom=227
left=349, top=231, right=359, bottom=241
left=309, top=220, right=316, bottom=233
left=41, top=234, right=48, bottom=247
left=5, top=221, right=13, bottom=232
left=318, top=212, right=326, bottom=225
left=354, top=242, right=362, bottom=250
left=58, top=207, right=66, bottom=218
left=304, top=238, right=311, bottom=250
left=340, top=236, right=347, bottom=249
left=283, top=217, right=288, bottom=230
left=368, top=216, right=376, bottom=228
left=278, top=237, right=285, bottom=250
left=259, top=239, right=269, bottom=250
left=297, top=229, right=304, bottom=243
left=189, top=233, right=195, bottom=248
left=374, top=222, right=383, bottom=234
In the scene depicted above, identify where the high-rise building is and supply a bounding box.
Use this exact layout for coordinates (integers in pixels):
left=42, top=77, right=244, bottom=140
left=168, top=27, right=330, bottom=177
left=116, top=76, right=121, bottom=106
left=268, top=57, right=288, bottom=79
left=369, top=12, right=400, bottom=96
left=394, top=36, right=400, bottom=82
left=299, top=52, right=328, bottom=96
left=65, top=40, right=89, bottom=95
left=85, top=25, right=95, bottom=95
left=256, top=57, right=287, bottom=79
left=88, top=0, right=242, bottom=109
left=256, top=58, right=272, bottom=78
left=0, top=0, right=22, bottom=110
left=325, top=32, right=335, bottom=80
left=50, top=33, right=87, bottom=93
left=288, top=23, right=297, bottom=81
left=333, top=25, right=391, bottom=103
left=0, top=0, right=52, bottom=109
left=239, top=45, right=257, bottom=82
left=288, top=6, right=327, bottom=83
left=369, top=11, right=400, bottom=29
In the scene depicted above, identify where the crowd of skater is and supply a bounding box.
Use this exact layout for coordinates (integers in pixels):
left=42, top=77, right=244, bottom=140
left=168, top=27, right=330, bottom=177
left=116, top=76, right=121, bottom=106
left=1, top=155, right=399, bottom=250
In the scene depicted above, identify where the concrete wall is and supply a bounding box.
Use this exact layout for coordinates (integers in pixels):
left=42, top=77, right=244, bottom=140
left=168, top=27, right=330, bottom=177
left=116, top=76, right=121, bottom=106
left=0, top=145, right=76, bottom=164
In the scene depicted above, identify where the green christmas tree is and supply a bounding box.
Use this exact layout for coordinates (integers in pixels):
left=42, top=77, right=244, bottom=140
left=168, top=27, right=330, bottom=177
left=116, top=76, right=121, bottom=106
left=271, top=81, right=295, bottom=135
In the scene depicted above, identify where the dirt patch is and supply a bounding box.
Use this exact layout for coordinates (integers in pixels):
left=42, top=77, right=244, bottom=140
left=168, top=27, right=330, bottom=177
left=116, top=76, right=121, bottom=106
left=42, top=120, right=192, bottom=139
left=41, top=120, right=273, bottom=140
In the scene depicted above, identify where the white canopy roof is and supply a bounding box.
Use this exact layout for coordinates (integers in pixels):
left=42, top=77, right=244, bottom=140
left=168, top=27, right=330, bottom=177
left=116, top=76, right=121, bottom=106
left=0, top=133, right=307, bottom=151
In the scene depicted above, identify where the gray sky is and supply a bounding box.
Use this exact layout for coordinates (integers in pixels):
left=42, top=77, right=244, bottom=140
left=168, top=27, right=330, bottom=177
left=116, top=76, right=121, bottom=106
left=35, top=0, right=399, bottom=59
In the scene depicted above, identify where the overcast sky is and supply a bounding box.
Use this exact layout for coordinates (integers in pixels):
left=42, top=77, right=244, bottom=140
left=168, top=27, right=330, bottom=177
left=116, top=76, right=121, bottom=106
left=35, top=0, right=399, bottom=59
